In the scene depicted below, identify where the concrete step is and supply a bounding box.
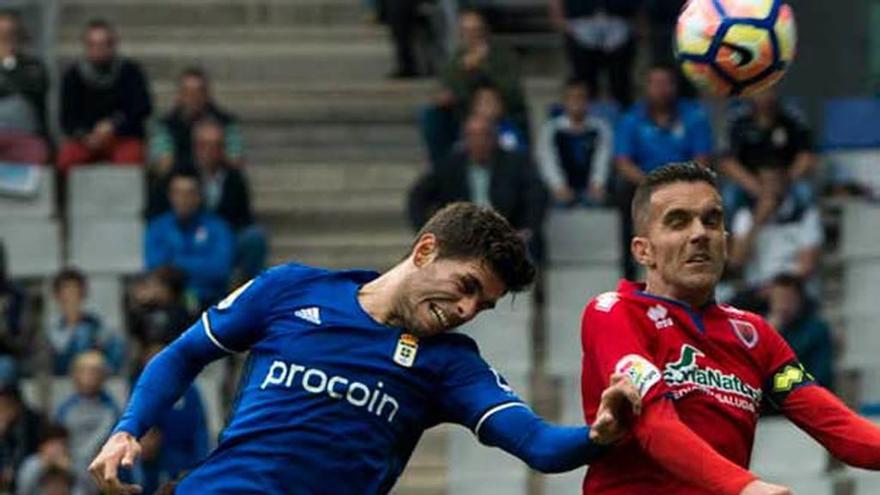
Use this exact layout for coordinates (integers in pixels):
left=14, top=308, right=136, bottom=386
left=242, top=122, right=420, bottom=149
left=392, top=426, right=448, bottom=495
left=60, top=25, right=385, bottom=44
left=270, top=231, right=412, bottom=270
left=246, top=142, right=423, bottom=166
left=58, top=39, right=392, bottom=84
left=249, top=162, right=421, bottom=193
left=60, top=0, right=368, bottom=29
left=254, top=189, right=410, bottom=226
left=148, top=81, right=430, bottom=124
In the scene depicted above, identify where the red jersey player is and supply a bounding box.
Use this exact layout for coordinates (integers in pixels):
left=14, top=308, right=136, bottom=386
left=580, top=163, right=880, bottom=495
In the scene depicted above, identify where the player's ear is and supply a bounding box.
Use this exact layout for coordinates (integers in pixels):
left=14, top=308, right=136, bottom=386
left=412, top=233, right=439, bottom=268
left=631, top=236, right=654, bottom=268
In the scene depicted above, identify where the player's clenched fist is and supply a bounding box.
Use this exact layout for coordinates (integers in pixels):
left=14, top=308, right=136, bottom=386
left=589, top=373, right=642, bottom=445
left=88, top=431, right=143, bottom=495
left=739, top=480, right=792, bottom=495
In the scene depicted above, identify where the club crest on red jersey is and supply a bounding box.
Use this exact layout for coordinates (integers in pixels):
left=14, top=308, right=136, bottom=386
left=729, top=319, right=758, bottom=349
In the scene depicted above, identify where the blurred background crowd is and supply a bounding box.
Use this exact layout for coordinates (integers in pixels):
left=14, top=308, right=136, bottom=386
left=0, top=0, right=878, bottom=494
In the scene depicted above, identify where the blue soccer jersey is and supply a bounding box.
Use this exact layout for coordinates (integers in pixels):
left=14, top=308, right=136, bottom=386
left=116, top=264, right=585, bottom=494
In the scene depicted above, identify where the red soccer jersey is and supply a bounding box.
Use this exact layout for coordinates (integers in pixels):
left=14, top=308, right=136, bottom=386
left=581, top=280, right=810, bottom=494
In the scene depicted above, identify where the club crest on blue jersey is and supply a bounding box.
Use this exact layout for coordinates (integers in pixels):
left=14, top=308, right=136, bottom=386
left=394, top=334, right=419, bottom=368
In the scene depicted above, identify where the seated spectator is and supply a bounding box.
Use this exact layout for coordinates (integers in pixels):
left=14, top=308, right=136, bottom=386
left=135, top=343, right=209, bottom=495
left=469, top=83, right=527, bottom=153
left=0, top=10, right=49, bottom=164
left=729, top=167, right=823, bottom=305
left=58, top=19, right=152, bottom=174
left=766, top=274, right=834, bottom=390
left=719, top=88, right=818, bottom=215
left=35, top=466, right=77, bottom=495
left=149, top=67, right=243, bottom=175
left=126, top=267, right=191, bottom=349
left=191, top=119, right=267, bottom=282
left=0, top=241, right=28, bottom=377
left=548, top=0, right=639, bottom=107
left=48, top=268, right=125, bottom=376
left=0, top=375, right=44, bottom=493
left=145, top=171, right=234, bottom=308
left=644, top=0, right=695, bottom=98
left=537, top=79, right=612, bottom=207
left=614, top=65, right=713, bottom=279
left=54, top=351, right=120, bottom=474
left=408, top=114, right=547, bottom=259
left=421, top=9, right=527, bottom=168
left=15, top=424, right=90, bottom=495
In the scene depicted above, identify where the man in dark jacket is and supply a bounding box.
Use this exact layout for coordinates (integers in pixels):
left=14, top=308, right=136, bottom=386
left=58, top=19, right=152, bottom=173
left=0, top=10, right=49, bottom=164
left=149, top=67, right=243, bottom=173
left=192, top=120, right=266, bottom=281
left=409, top=115, right=547, bottom=260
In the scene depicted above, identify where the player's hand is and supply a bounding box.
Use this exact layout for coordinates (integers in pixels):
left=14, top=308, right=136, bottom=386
left=590, top=373, right=642, bottom=445
left=739, top=480, right=792, bottom=495
left=88, top=431, right=143, bottom=495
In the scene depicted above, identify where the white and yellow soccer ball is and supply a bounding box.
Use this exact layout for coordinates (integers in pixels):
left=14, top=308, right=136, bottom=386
left=675, top=0, right=796, bottom=96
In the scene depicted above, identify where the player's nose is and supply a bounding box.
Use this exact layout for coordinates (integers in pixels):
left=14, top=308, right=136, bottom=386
left=456, top=297, right=480, bottom=322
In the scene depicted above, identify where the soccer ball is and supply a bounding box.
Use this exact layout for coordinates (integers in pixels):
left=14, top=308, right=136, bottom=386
left=675, top=0, right=796, bottom=96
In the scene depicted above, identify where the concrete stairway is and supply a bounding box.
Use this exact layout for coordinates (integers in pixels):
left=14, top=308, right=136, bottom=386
left=59, top=0, right=431, bottom=273
left=58, top=1, right=442, bottom=493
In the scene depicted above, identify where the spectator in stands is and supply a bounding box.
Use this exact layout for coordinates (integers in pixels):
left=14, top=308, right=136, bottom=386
left=145, top=171, right=235, bottom=309
left=58, top=19, right=152, bottom=173
left=385, top=0, right=420, bottom=78
left=548, top=0, right=640, bottom=107
left=408, top=114, right=547, bottom=259
left=644, top=0, right=695, bottom=98
left=54, top=351, right=120, bottom=474
left=126, top=267, right=191, bottom=349
left=34, top=466, right=76, bottom=495
left=16, top=424, right=90, bottom=495
left=719, top=88, right=818, bottom=215
left=191, top=119, right=267, bottom=282
left=0, top=10, right=49, bottom=164
left=766, top=274, right=834, bottom=389
left=537, top=79, right=612, bottom=207
left=48, top=269, right=125, bottom=376
left=469, top=83, right=527, bottom=153
left=0, top=376, right=44, bottom=493
left=421, top=9, right=527, bottom=168
left=729, top=167, right=823, bottom=306
left=614, top=65, right=713, bottom=279
left=135, top=343, right=209, bottom=495
left=0, top=241, right=27, bottom=377
left=149, top=67, right=243, bottom=175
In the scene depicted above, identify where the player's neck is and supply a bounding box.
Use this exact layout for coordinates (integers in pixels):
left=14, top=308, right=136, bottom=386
left=357, top=266, right=405, bottom=327
left=644, top=275, right=713, bottom=308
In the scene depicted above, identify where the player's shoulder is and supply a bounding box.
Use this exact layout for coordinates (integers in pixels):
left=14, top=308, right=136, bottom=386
left=429, top=331, right=481, bottom=354
left=584, top=290, right=642, bottom=316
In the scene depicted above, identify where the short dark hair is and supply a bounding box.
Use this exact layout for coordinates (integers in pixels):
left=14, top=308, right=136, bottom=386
left=52, top=267, right=87, bottom=295
left=84, top=18, right=115, bottom=36
left=168, top=169, right=201, bottom=188
left=631, top=162, right=719, bottom=234
left=771, top=273, right=805, bottom=296
left=564, top=78, right=589, bottom=94
left=180, top=66, right=208, bottom=82
left=40, top=423, right=69, bottom=445
left=414, top=202, right=535, bottom=292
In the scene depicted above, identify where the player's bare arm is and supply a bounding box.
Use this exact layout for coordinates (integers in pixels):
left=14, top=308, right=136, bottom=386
left=590, top=373, right=641, bottom=445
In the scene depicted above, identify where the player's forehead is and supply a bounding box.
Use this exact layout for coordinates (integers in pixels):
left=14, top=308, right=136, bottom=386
left=649, top=181, right=722, bottom=220
left=442, top=257, right=507, bottom=299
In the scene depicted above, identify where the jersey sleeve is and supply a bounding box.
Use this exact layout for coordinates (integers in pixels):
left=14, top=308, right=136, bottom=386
left=436, top=335, right=525, bottom=435
left=201, top=264, right=306, bottom=353
left=757, top=318, right=818, bottom=410
left=581, top=294, right=668, bottom=422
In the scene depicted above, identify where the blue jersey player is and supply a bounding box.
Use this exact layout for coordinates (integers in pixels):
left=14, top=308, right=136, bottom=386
left=89, top=202, right=640, bottom=495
